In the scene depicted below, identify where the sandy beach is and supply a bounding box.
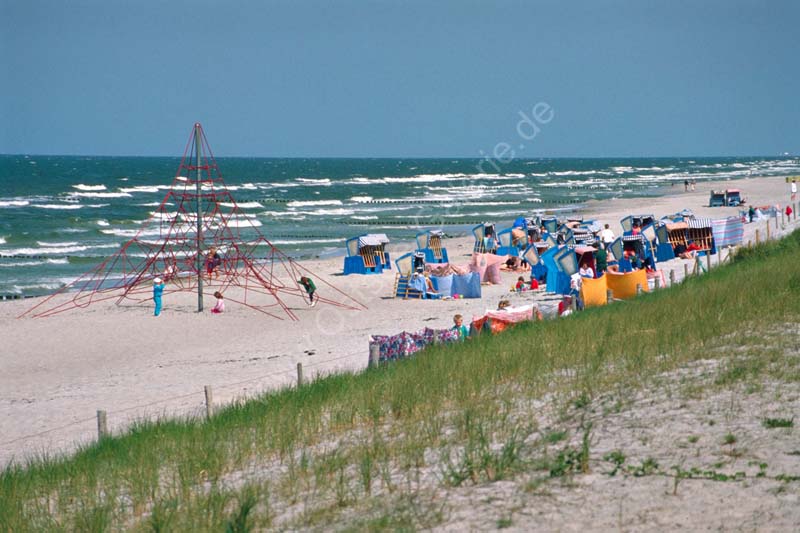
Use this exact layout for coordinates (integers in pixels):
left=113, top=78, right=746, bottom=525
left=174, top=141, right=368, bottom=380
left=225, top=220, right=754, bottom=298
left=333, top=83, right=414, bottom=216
left=1, top=175, right=796, bottom=466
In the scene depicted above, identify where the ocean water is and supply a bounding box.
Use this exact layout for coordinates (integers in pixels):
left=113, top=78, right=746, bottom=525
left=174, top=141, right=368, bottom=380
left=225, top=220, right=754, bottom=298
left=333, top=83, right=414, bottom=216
left=1, top=154, right=798, bottom=297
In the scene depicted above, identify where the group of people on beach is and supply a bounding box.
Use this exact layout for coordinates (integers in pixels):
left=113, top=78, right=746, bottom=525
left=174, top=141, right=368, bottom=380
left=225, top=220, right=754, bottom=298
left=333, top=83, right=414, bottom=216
left=151, top=244, right=318, bottom=316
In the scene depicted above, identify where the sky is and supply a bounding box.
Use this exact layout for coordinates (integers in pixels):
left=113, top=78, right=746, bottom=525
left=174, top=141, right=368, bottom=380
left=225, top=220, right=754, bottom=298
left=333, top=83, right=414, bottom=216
left=1, top=0, right=798, bottom=158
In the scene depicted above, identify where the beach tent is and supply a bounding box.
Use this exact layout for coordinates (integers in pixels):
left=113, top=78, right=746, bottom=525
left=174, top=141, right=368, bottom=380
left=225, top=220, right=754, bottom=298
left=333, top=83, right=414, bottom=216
left=605, top=269, right=649, bottom=300
left=522, top=245, right=548, bottom=281
left=687, top=218, right=716, bottom=254
left=725, top=189, right=742, bottom=207
left=497, top=226, right=527, bottom=256
left=472, top=223, right=497, bottom=253
left=711, top=216, right=744, bottom=248
left=469, top=253, right=506, bottom=284
left=343, top=233, right=391, bottom=275
left=471, top=306, right=535, bottom=335
left=620, top=214, right=655, bottom=233
left=580, top=276, right=609, bottom=308
left=415, top=229, right=449, bottom=264
left=709, top=190, right=726, bottom=207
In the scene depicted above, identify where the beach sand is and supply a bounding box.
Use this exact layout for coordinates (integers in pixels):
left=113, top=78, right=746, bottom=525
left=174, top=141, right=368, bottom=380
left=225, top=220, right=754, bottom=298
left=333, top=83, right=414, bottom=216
left=1, top=175, right=796, bottom=466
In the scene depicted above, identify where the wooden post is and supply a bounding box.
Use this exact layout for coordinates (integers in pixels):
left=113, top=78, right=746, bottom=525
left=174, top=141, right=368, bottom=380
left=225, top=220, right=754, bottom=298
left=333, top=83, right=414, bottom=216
left=296, top=362, right=304, bottom=387
left=794, top=203, right=797, bottom=221
left=369, top=344, right=380, bottom=368
left=204, top=385, right=213, bottom=420
left=669, top=269, right=675, bottom=286
left=97, top=410, right=108, bottom=440
left=706, top=252, right=712, bottom=272
left=684, top=263, right=689, bottom=279
left=606, top=289, right=613, bottom=304
left=766, top=221, right=770, bottom=240
left=570, top=296, right=577, bottom=311
left=636, top=283, right=643, bottom=296
left=755, top=229, right=760, bottom=245
left=654, top=276, right=661, bottom=290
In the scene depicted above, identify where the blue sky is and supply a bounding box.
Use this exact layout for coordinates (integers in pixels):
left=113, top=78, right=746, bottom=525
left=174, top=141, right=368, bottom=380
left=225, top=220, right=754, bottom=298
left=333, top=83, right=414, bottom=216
left=1, top=0, right=798, bottom=157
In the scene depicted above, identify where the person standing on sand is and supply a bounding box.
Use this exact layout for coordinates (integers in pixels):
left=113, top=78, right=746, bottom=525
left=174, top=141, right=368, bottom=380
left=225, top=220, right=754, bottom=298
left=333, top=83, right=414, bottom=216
left=691, top=179, right=696, bottom=191
left=298, top=276, right=317, bottom=306
left=684, top=179, right=689, bottom=192
left=791, top=180, right=797, bottom=202
left=153, top=277, right=165, bottom=316
left=748, top=205, right=755, bottom=223
left=600, top=223, right=615, bottom=249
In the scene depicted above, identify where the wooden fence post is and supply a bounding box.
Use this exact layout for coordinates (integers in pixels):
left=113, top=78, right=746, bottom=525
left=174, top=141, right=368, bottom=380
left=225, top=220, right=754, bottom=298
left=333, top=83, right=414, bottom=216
left=684, top=263, right=689, bottom=279
left=669, top=269, right=675, bottom=286
left=606, top=289, right=613, bottom=304
left=369, top=344, right=380, bottom=368
left=296, top=362, right=304, bottom=387
left=636, top=283, right=643, bottom=296
left=204, top=385, right=213, bottom=420
left=766, top=220, right=770, bottom=240
left=706, top=252, right=712, bottom=272
left=755, top=229, right=760, bottom=245
left=97, top=410, right=108, bottom=440
left=654, top=276, right=661, bottom=290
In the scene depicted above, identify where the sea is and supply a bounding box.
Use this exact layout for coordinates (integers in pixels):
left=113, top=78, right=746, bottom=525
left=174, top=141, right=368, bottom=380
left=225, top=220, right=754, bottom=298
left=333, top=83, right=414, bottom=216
left=1, top=155, right=798, bottom=298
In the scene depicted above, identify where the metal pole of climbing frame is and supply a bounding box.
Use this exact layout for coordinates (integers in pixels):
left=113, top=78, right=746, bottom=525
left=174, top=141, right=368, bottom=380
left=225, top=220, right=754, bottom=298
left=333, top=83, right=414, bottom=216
left=195, top=124, right=204, bottom=312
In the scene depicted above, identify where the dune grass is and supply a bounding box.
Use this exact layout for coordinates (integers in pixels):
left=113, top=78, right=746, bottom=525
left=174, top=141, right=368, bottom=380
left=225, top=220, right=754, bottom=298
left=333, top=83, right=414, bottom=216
left=3, top=231, right=800, bottom=531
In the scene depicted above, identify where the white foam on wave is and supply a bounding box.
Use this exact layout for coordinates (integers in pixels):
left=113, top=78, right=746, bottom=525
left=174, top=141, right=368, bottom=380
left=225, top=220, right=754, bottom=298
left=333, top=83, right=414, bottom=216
left=0, top=258, right=69, bottom=268
left=296, top=178, right=332, bottom=185
left=69, top=191, right=132, bottom=198
left=286, top=200, right=342, bottom=207
left=351, top=215, right=379, bottom=220
left=271, top=238, right=344, bottom=245
left=72, top=184, right=107, bottom=191
left=0, top=200, right=30, bottom=208
left=219, top=201, right=263, bottom=209
left=97, top=220, right=110, bottom=227
left=33, top=204, right=84, bottom=210
left=119, top=186, right=161, bottom=193
left=137, top=202, right=172, bottom=207
left=350, top=196, right=373, bottom=203
left=223, top=219, right=262, bottom=228
left=101, top=228, right=164, bottom=238
left=7, top=245, right=90, bottom=255
left=36, top=241, right=79, bottom=247
left=0, top=237, right=5, bottom=244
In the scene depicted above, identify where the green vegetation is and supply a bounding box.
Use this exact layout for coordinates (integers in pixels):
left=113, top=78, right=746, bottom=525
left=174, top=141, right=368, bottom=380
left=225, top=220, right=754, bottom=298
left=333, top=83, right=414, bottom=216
left=4, top=231, right=800, bottom=530
left=762, top=418, right=794, bottom=429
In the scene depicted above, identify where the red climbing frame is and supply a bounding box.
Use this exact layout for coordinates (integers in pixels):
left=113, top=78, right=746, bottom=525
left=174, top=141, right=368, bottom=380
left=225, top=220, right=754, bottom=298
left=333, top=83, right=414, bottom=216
left=20, top=123, right=366, bottom=319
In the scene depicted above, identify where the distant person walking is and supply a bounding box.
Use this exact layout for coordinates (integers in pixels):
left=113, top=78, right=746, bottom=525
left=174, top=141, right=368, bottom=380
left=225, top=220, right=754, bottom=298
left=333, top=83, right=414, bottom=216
left=791, top=180, right=797, bottom=202
left=153, top=277, right=165, bottom=316
left=748, top=205, right=755, bottom=223
left=690, top=179, right=696, bottom=191
left=600, top=223, right=615, bottom=249
left=684, top=179, right=689, bottom=192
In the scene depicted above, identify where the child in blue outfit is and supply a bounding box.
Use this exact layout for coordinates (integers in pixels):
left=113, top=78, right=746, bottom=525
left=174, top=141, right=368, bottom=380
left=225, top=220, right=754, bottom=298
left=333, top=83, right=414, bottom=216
left=153, top=277, right=165, bottom=316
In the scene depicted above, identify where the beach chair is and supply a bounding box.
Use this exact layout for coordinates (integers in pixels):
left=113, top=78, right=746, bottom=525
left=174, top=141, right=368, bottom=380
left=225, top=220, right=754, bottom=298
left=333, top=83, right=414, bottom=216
left=620, top=214, right=655, bottom=233
left=725, top=189, right=742, bottom=207
left=664, top=221, right=689, bottom=252
left=472, top=223, right=497, bottom=254
left=709, top=191, right=726, bottom=207
left=687, top=218, right=716, bottom=254
left=654, top=223, right=676, bottom=262
left=542, top=217, right=558, bottom=234
left=522, top=244, right=548, bottom=282
left=343, top=233, right=391, bottom=275
left=416, top=229, right=449, bottom=263
left=557, top=225, right=576, bottom=246
left=574, top=245, right=596, bottom=277
left=553, top=247, right=579, bottom=295
left=497, top=227, right=527, bottom=256
left=392, top=252, right=423, bottom=299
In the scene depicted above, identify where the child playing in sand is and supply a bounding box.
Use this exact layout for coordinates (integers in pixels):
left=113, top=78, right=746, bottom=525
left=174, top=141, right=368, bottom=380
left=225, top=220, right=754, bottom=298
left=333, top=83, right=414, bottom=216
left=298, top=276, right=317, bottom=306
left=515, top=276, right=527, bottom=292
left=211, top=291, right=225, bottom=314
left=152, top=277, right=165, bottom=316
left=451, top=314, right=469, bottom=339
